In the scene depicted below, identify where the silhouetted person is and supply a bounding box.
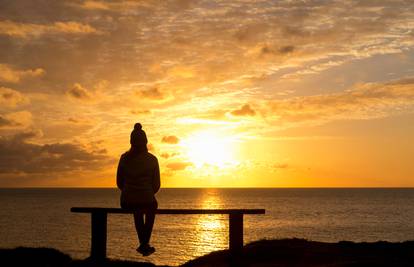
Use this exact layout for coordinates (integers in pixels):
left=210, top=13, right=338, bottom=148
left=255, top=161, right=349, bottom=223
left=117, top=123, right=160, bottom=256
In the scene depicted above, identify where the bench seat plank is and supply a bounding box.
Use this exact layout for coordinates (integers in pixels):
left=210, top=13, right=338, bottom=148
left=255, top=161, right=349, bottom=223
left=71, top=207, right=265, bottom=214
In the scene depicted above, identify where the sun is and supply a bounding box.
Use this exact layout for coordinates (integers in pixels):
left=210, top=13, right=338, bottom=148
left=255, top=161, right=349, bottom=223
left=183, top=131, right=236, bottom=168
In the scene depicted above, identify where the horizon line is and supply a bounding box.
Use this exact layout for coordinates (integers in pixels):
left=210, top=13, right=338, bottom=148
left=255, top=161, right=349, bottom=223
left=1, top=186, right=414, bottom=189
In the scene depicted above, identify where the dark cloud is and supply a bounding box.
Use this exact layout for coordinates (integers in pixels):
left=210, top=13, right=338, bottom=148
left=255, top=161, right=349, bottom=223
left=0, top=87, right=29, bottom=107
left=166, top=161, right=192, bottom=171
left=67, top=117, right=92, bottom=125
left=66, top=83, right=92, bottom=100
left=0, top=111, right=32, bottom=129
left=261, top=45, right=295, bottom=56
left=138, top=87, right=164, bottom=100
left=0, top=115, right=21, bottom=127
left=160, top=152, right=170, bottom=159
left=230, top=104, right=256, bottom=116
left=160, top=152, right=178, bottom=159
left=279, top=45, right=295, bottom=54
left=0, top=131, right=113, bottom=174
left=68, top=117, right=81, bottom=123
left=273, top=163, right=289, bottom=169
left=161, top=135, right=180, bottom=144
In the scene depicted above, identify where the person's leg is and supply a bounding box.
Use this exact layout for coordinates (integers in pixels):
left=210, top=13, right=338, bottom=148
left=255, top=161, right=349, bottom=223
left=133, top=212, right=145, bottom=245
left=143, top=211, right=155, bottom=245
left=142, top=200, right=157, bottom=245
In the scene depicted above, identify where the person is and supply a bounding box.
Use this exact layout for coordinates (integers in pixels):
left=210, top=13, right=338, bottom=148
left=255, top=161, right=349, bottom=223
left=117, top=123, right=160, bottom=256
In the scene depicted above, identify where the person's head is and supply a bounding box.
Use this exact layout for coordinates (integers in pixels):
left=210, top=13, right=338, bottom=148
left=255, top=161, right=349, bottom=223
left=130, top=123, right=148, bottom=152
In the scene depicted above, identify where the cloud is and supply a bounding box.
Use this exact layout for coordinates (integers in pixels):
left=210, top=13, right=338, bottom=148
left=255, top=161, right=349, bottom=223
left=230, top=104, right=256, bottom=116
left=0, top=111, right=32, bottom=129
left=147, top=143, right=155, bottom=152
left=166, top=161, right=193, bottom=171
left=68, top=117, right=81, bottom=124
left=268, top=77, right=414, bottom=124
left=71, top=0, right=195, bottom=12
left=260, top=44, right=295, bottom=56
left=74, top=0, right=110, bottom=10
left=160, top=153, right=170, bottom=159
left=66, top=83, right=93, bottom=100
left=130, top=109, right=151, bottom=115
left=0, top=64, right=44, bottom=83
left=234, top=22, right=269, bottom=44
left=0, top=87, right=29, bottom=107
left=273, top=163, right=289, bottom=169
left=0, top=20, right=102, bottom=38
left=69, top=0, right=146, bottom=11
left=67, top=117, right=92, bottom=125
left=0, top=116, right=16, bottom=127
left=0, top=131, right=113, bottom=174
left=65, top=81, right=110, bottom=103
left=279, top=46, right=295, bottom=54
left=160, top=152, right=178, bottom=159
left=53, top=21, right=100, bottom=34
left=137, top=87, right=164, bottom=100
left=167, top=65, right=196, bottom=78
left=161, top=135, right=180, bottom=144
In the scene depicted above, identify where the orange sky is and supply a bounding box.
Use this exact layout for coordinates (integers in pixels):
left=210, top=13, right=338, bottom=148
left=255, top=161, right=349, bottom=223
left=0, top=0, right=413, bottom=187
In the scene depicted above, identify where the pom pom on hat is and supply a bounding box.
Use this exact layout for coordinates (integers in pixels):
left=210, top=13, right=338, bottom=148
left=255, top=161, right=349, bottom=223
left=130, top=122, right=147, bottom=147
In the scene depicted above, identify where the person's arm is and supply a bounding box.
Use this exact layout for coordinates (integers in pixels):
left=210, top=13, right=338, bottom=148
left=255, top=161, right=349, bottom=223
left=153, top=158, right=161, bottom=193
left=116, top=156, right=125, bottom=190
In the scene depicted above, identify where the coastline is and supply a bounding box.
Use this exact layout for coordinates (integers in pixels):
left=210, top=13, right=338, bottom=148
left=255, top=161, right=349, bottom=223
left=1, top=238, right=414, bottom=267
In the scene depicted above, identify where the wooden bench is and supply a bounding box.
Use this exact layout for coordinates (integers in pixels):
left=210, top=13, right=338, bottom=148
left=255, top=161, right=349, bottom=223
left=71, top=207, right=265, bottom=260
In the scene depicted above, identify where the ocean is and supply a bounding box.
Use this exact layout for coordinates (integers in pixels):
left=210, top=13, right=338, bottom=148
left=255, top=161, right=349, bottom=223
left=0, top=188, right=413, bottom=266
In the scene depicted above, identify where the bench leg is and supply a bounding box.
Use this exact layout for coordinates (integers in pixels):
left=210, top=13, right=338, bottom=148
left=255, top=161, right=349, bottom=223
left=229, top=213, right=243, bottom=254
left=91, top=212, right=107, bottom=261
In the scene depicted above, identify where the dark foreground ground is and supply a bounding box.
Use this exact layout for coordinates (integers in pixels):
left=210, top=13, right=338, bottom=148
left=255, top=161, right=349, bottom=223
left=1, top=239, right=414, bottom=267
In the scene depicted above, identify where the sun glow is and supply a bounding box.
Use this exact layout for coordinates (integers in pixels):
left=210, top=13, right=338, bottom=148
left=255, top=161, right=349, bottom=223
left=183, top=131, right=236, bottom=168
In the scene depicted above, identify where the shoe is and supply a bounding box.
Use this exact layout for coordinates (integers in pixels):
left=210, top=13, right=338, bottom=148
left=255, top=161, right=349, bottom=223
left=136, top=245, right=145, bottom=254
left=136, top=244, right=156, bottom=256
left=142, top=245, right=155, bottom=256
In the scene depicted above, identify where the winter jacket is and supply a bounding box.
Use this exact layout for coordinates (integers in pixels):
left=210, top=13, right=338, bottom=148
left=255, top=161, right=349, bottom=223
left=117, top=150, right=160, bottom=206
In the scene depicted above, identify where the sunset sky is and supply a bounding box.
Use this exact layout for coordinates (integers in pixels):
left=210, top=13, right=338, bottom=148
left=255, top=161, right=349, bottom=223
left=0, top=0, right=413, bottom=187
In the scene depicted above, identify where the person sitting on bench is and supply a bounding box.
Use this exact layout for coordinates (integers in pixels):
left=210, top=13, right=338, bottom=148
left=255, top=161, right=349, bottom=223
left=117, top=123, right=161, bottom=256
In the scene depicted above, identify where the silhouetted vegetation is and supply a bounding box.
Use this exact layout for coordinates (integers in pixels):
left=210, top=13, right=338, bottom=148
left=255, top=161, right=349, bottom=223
left=184, top=238, right=414, bottom=267
left=0, top=247, right=158, bottom=267
left=2, top=239, right=414, bottom=267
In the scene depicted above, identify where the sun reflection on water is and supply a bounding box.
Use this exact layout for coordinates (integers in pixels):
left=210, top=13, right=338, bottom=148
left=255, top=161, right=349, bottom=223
left=193, top=190, right=228, bottom=256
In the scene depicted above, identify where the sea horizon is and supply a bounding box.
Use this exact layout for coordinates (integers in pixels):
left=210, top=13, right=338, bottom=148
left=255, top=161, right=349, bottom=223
left=2, top=186, right=414, bottom=189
